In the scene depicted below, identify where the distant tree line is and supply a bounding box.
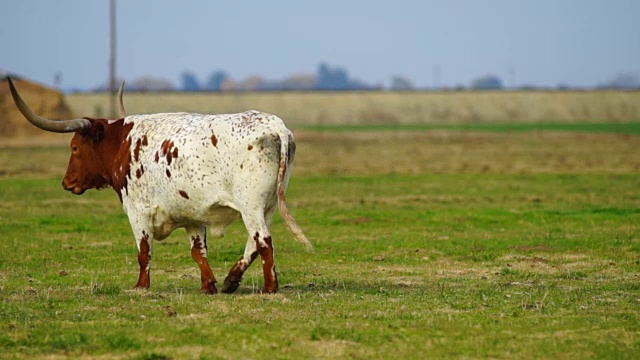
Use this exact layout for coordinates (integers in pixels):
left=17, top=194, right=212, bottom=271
left=596, top=72, right=640, bottom=89
left=178, top=63, right=380, bottom=92
left=89, top=65, right=640, bottom=92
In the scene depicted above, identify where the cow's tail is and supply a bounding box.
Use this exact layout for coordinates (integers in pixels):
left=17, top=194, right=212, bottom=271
left=277, top=132, right=313, bottom=252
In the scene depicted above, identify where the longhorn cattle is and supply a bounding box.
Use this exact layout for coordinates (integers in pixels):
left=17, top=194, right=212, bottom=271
left=7, top=78, right=311, bottom=294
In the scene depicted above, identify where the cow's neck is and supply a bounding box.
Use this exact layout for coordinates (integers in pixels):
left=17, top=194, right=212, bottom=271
left=95, top=119, right=134, bottom=202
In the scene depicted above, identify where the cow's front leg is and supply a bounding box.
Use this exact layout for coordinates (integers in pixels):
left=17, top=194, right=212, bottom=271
left=134, top=230, right=153, bottom=289
left=187, top=226, right=217, bottom=294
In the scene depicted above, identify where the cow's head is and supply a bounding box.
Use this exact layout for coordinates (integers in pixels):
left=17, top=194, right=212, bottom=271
left=8, top=78, right=127, bottom=195
left=63, top=121, right=111, bottom=195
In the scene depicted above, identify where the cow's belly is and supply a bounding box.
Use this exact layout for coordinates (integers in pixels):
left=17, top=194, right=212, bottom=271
left=202, top=204, right=242, bottom=237
left=148, top=202, right=242, bottom=240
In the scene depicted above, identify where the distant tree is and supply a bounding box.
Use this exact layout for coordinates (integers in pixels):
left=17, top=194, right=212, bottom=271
left=240, top=75, right=266, bottom=91
left=180, top=71, right=201, bottom=91
left=315, top=62, right=374, bottom=90
left=471, top=75, right=503, bottom=90
left=129, top=76, right=175, bottom=92
left=390, top=76, right=414, bottom=90
left=600, top=72, right=640, bottom=89
left=315, top=63, right=350, bottom=90
left=555, top=83, right=572, bottom=91
left=220, top=76, right=267, bottom=91
left=281, top=74, right=316, bottom=90
left=205, top=70, right=229, bottom=91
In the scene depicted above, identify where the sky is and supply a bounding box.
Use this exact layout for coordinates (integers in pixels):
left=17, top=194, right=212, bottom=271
left=2, top=0, right=639, bottom=90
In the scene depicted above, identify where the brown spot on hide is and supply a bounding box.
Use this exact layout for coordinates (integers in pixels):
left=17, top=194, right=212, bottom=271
left=161, top=140, right=173, bottom=155
left=132, top=135, right=149, bottom=163
left=247, top=145, right=254, bottom=151
left=179, top=190, right=190, bottom=199
left=154, top=151, right=160, bottom=163
left=161, top=139, right=176, bottom=165
left=211, top=134, right=218, bottom=147
left=172, top=147, right=178, bottom=158
left=166, top=169, right=171, bottom=178
left=133, top=138, right=142, bottom=162
left=134, top=164, right=144, bottom=179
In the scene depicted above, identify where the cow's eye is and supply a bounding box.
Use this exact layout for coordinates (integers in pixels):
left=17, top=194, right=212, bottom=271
left=72, top=146, right=79, bottom=153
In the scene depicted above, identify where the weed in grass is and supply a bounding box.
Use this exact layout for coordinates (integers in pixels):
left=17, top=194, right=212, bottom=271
left=91, top=282, right=121, bottom=295
left=105, top=333, right=141, bottom=350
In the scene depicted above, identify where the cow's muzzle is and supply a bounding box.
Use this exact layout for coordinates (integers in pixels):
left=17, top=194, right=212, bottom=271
left=62, top=181, right=86, bottom=195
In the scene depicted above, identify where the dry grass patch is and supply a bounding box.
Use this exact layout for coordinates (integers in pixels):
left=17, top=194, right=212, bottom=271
left=65, top=90, right=640, bottom=125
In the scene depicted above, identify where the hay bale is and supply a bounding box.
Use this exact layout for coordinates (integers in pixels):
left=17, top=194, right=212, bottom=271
left=0, top=76, right=75, bottom=138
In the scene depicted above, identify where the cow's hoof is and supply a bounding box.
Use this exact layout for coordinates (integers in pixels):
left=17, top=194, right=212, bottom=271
left=200, top=284, right=218, bottom=295
left=199, top=279, right=218, bottom=294
left=221, top=277, right=241, bottom=294
left=262, top=287, right=278, bottom=294
left=200, top=287, right=218, bottom=295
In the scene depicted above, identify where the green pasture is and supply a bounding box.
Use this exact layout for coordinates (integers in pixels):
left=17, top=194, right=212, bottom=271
left=0, top=169, right=639, bottom=358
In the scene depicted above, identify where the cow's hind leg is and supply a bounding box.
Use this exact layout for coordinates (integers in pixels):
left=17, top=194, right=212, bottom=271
left=221, top=235, right=259, bottom=294
left=187, top=226, right=218, bottom=294
left=222, top=207, right=278, bottom=294
left=255, top=230, right=278, bottom=294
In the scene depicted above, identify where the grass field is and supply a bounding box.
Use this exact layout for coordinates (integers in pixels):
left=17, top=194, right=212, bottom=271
left=0, top=126, right=639, bottom=359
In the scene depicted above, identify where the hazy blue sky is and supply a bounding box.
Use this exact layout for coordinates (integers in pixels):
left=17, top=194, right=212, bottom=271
left=2, top=0, right=639, bottom=90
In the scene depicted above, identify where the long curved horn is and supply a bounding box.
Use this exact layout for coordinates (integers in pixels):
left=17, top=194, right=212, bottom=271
left=117, top=81, right=126, bottom=117
left=7, top=77, right=92, bottom=133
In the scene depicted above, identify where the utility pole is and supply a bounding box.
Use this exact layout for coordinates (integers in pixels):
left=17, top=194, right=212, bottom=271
left=508, top=66, right=516, bottom=89
left=433, top=65, right=441, bottom=90
left=109, top=0, right=117, bottom=118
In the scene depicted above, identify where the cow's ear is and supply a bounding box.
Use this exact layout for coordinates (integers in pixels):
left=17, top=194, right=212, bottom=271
left=89, top=122, right=105, bottom=142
